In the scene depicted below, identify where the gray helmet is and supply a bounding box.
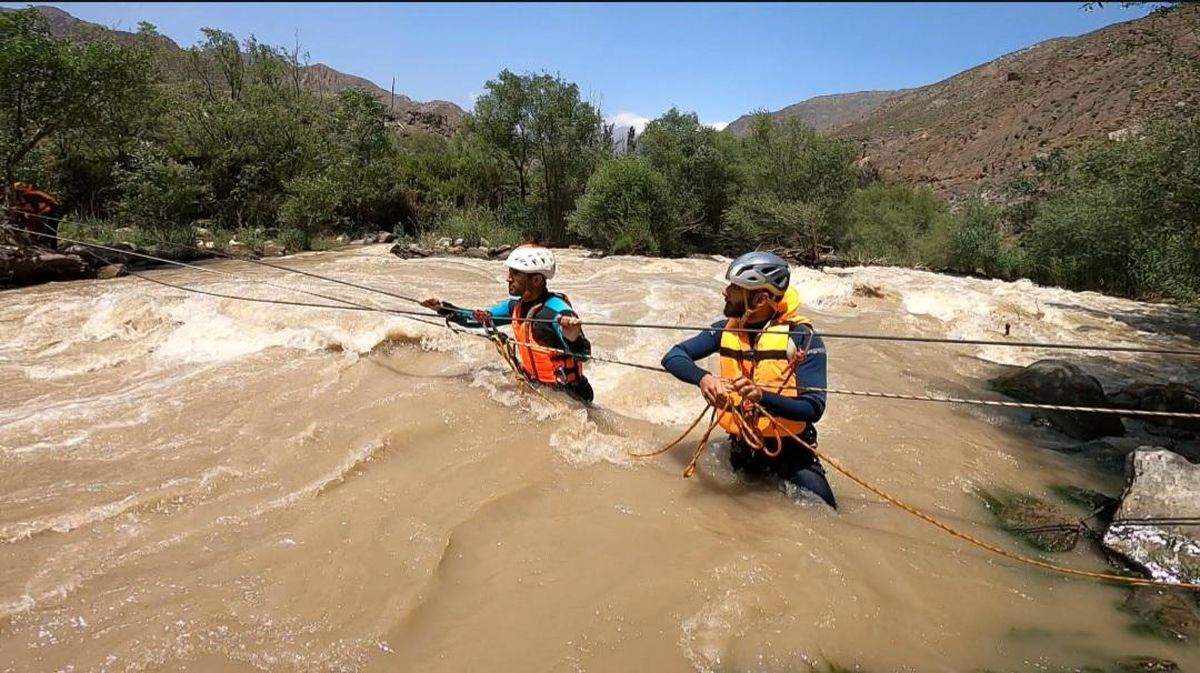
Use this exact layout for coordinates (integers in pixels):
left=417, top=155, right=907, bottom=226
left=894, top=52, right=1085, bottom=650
left=725, top=251, right=790, bottom=295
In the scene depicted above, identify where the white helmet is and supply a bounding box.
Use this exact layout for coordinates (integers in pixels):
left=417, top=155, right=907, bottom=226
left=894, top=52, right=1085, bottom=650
left=505, top=245, right=556, bottom=280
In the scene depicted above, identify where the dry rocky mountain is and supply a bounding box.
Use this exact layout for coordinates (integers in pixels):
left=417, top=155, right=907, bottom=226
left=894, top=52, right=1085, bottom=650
left=829, top=4, right=1200, bottom=196
left=9, top=5, right=465, bottom=136
left=299, top=64, right=465, bottom=135
left=723, top=90, right=906, bottom=136
left=724, top=5, right=1198, bottom=197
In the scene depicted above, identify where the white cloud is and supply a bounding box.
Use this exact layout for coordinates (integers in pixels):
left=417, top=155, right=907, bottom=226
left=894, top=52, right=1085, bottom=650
left=606, top=112, right=651, bottom=132
left=703, top=120, right=730, bottom=131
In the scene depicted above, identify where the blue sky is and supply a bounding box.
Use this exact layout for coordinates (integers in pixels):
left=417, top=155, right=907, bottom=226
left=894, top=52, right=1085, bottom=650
left=5, top=2, right=1155, bottom=130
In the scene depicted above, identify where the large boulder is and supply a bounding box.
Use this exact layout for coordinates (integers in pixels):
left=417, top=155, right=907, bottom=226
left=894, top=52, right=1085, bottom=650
left=0, top=246, right=90, bottom=285
left=989, top=359, right=1125, bottom=440
left=227, top=239, right=250, bottom=256
left=1110, top=384, right=1200, bottom=434
left=1103, top=448, right=1200, bottom=585
left=376, top=231, right=397, bottom=244
left=66, top=242, right=134, bottom=266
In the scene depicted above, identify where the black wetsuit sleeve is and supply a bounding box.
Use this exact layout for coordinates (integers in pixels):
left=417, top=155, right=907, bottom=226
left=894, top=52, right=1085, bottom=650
left=660, top=320, right=727, bottom=385
left=532, top=305, right=591, bottom=358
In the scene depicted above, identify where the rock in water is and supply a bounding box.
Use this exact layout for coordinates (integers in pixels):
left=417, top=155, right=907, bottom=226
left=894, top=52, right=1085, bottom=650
left=1116, top=655, right=1181, bottom=672
left=390, top=243, right=430, bottom=259
left=979, top=489, right=1081, bottom=552
left=989, top=359, right=1125, bottom=440
left=96, top=264, right=127, bottom=279
left=1118, top=586, right=1200, bottom=642
left=1103, top=448, right=1200, bottom=585
left=1110, top=383, right=1200, bottom=433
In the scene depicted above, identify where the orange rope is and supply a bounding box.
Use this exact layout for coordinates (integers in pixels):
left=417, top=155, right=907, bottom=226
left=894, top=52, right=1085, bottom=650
left=627, top=405, right=712, bottom=458
left=627, top=394, right=775, bottom=477
left=486, top=333, right=553, bottom=403
left=750, top=402, right=1200, bottom=591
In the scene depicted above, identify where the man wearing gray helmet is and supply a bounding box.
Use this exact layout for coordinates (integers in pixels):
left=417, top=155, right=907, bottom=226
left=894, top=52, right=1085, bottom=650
left=660, top=251, right=835, bottom=508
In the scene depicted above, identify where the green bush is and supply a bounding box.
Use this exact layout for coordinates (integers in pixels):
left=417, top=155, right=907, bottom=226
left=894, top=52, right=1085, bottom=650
left=843, top=183, right=958, bottom=267
left=112, top=142, right=206, bottom=237
left=569, top=157, right=677, bottom=255
left=1019, top=113, right=1200, bottom=301
left=275, top=227, right=309, bottom=253
left=719, top=193, right=822, bottom=257
left=278, top=173, right=342, bottom=247
left=422, top=208, right=522, bottom=249
left=944, top=198, right=1026, bottom=279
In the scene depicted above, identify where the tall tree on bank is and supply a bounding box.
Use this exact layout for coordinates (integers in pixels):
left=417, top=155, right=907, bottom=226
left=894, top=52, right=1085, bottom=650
left=526, top=72, right=606, bottom=243
left=0, top=8, right=152, bottom=210
left=468, top=69, right=605, bottom=243
left=637, top=107, right=738, bottom=240
left=467, top=69, right=534, bottom=205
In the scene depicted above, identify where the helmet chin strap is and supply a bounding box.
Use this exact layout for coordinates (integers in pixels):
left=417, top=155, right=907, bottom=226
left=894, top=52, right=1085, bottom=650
left=738, top=287, right=767, bottom=324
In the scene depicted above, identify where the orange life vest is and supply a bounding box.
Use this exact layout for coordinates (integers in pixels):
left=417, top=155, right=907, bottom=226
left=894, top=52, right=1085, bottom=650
left=511, top=292, right=584, bottom=386
left=716, top=286, right=812, bottom=441
left=11, top=185, right=59, bottom=234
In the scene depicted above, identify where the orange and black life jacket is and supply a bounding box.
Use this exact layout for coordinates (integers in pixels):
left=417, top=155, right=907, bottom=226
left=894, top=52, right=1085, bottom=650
left=510, top=292, right=585, bottom=386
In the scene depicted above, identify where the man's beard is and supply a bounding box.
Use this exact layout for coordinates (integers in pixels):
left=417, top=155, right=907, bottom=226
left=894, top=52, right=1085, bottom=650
left=722, top=296, right=745, bottom=318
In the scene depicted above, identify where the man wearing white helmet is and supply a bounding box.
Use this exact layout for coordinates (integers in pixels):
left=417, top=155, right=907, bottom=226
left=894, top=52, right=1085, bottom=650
left=660, top=251, right=835, bottom=508
left=421, top=244, right=594, bottom=403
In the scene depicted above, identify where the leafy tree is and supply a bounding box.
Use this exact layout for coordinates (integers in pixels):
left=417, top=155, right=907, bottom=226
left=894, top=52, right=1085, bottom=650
left=734, top=114, right=859, bottom=255
left=720, top=193, right=824, bottom=257
left=0, top=9, right=153, bottom=205
left=637, top=107, right=738, bottom=241
left=525, top=72, right=606, bottom=243
left=469, top=69, right=605, bottom=244
left=467, top=69, right=535, bottom=204
left=113, top=141, right=207, bottom=239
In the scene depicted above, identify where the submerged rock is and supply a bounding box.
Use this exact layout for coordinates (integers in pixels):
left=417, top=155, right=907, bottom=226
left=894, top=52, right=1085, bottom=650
left=979, top=489, right=1081, bottom=552
left=1075, top=439, right=1141, bottom=474
left=989, top=359, right=1125, bottom=440
left=1116, top=656, right=1181, bottom=672
left=1103, top=448, right=1200, bottom=586
left=1118, top=585, right=1200, bottom=642
left=390, top=243, right=430, bottom=259
left=1048, top=484, right=1119, bottom=519
left=852, top=282, right=899, bottom=300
